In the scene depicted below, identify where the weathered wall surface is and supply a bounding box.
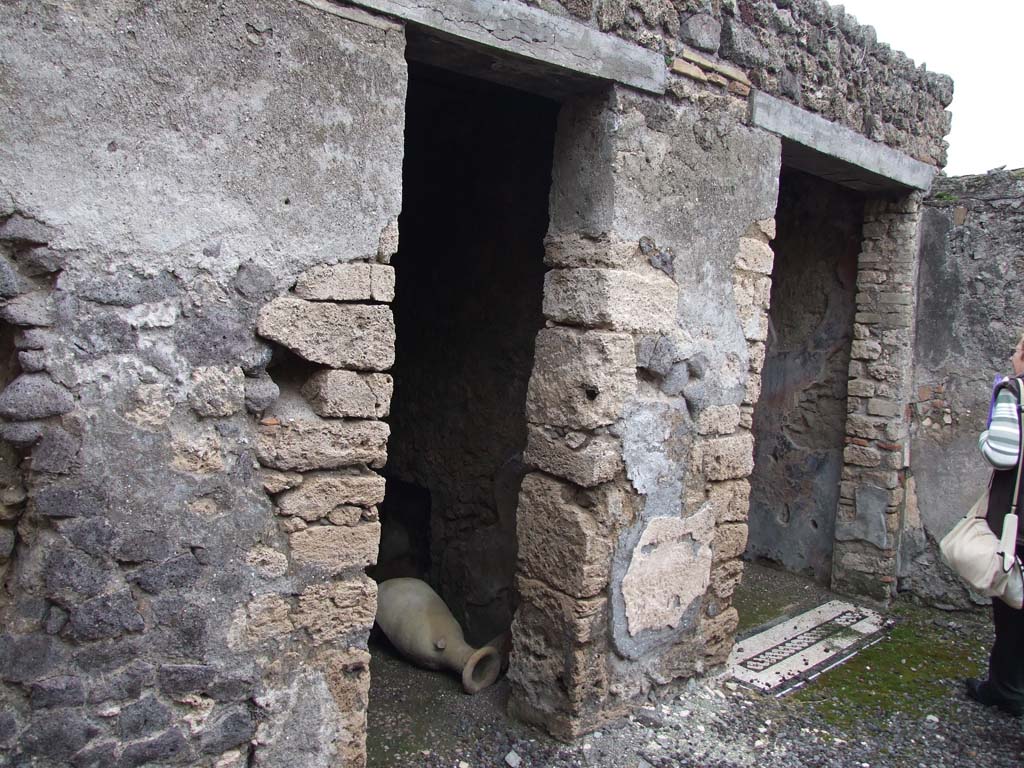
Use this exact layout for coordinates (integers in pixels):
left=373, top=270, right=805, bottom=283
left=748, top=169, right=862, bottom=583
left=0, top=2, right=405, bottom=765
left=508, top=78, right=779, bottom=737
left=905, top=169, right=1024, bottom=607
left=524, top=0, right=952, bottom=166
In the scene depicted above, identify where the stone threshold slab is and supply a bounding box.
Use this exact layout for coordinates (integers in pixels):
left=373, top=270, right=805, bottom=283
left=727, top=599, right=888, bottom=695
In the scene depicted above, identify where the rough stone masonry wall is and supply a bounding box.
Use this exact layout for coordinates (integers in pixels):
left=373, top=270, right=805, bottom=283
left=0, top=2, right=405, bottom=766
left=508, top=76, right=779, bottom=738
left=524, top=0, right=952, bottom=166
left=830, top=195, right=922, bottom=601
left=905, top=169, right=1024, bottom=607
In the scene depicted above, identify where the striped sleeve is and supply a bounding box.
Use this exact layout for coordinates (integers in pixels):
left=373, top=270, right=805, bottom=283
left=980, top=387, right=1021, bottom=469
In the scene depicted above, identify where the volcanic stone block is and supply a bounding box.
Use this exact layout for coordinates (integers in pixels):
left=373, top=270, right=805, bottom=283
left=188, top=365, right=245, bottom=418
left=620, top=509, right=714, bottom=636
left=294, top=263, right=395, bottom=303
left=543, top=234, right=640, bottom=269
left=526, top=328, right=636, bottom=430
left=65, top=590, right=145, bottom=642
left=292, top=575, right=378, bottom=645
left=289, top=522, right=381, bottom=574
left=524, top=425, right=622, bottom=487
left=543, top=268, right=677, bottom=332
left=0, top=290, right=54, bottom=326
left=707, top=480, right=750, bottom=524
left=256, top=418, right=389, bottom=471
left=516, top=473, right=613, bottom=598
left=712, top=522, right=748, bottom=562
left=302, top=369, right=393, bottom=418
left=734, top=236, right=774, bottom=274
left=701, top=433, right=755, bottom=481
left=245, top=373, right=280, bottom=414
left=0, top=374, right=74, bottom=420
left=276, top=470, right=386, bottom=520
left=256, top=296, right=395, bottom=371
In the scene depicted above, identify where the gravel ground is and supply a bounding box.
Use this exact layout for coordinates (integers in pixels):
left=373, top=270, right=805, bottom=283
left=367, top=563, right=1024, bottom=768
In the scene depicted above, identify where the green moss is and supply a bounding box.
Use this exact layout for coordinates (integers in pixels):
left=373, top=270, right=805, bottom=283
left=791, top=600, right=988, bottom=728
left=931, top=191, right=959, bottom=203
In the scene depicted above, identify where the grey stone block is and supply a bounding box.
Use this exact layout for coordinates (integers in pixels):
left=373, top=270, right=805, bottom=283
left=0, top=420, right=45, bottom=448
left=199, top=705, right=256, bottom=754
left=680, top=13, right=721, bottom=52
left=835, top=484, right=891, bottom=550
left=32, top=481, right=106, bottom=519
left=0, top=213, right=56, bottom=243
left=65, top=590, right=145, bottom=642
left=56, top=519, right=115, bottom=560
left=33, top=426, right=82, bottom=474
left=157, top=664, right=218, bottom=697
left=1, top=290, right=54, bottom=326
left=18, top=709, right=99, bottom=762
left=0, top=526, right=14, bottom=561
left=44, top=546, right=109, bottom=602
left=129, top=553, right=201, bottom=594
left=62, top=267, right=178, bottom=307
left=0, top=254, right=28, bottom=298
left=29, top=674, right=86, bottom=708
left=119, top=727, right=189, bottom=767
left=117, top=695, right=173, bottom=739
left=0, top=633, right=61, bottom=683
left=0, top=374, right=74, bottom=420
left=70, top=741, right=118, bottom=768
left=244, top=373, right=280, bottom=413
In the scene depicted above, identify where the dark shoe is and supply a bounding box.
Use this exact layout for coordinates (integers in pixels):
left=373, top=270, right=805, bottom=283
left=965, top=678, right=1024, bottom=717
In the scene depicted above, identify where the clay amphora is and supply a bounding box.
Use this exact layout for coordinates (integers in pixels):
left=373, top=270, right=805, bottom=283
left=375, top=577, right=501, bottom=694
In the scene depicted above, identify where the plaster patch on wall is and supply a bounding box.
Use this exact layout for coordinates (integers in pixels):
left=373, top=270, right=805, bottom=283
left=620, top=509, right=714, bottom=636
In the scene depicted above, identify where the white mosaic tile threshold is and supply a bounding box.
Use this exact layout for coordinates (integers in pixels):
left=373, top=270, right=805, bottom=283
left=727, top=599, right=889, bottom=696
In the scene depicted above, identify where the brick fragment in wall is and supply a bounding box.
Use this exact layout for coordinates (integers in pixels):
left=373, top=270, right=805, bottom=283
left=276, top=469, right=386, bottom=520
left=621, top=510, right=714, bottom=636
left=700, top=433, right=755, bottom=481
left=0, top=373, right=74, bottom=420
left=696, top=405, right=741, bottom=436
left=525, top=328, right=636, bottom=431
left=256, top=296, right=395, bottom=371
left=524, top=425, right=622, bottom=487
left=255, top=418, right=389, bottom=471
left=542, top=268, right=678, bottom=333
left=294, top=263, right=395, bottom=303
left=707, top=479, right=750, bottom=524
left=188, top=365, right=245, bottom=418
left=292, top=575, right=377, bottom=646
left=302, top=369, right=393, bottom=419
left=289, top=522, right=380, bottom=574
left=543, top=234, right=641, bottom=270
left=516, top=472, right=614, bottom=599
left=671, top=57, right=707, bottom=82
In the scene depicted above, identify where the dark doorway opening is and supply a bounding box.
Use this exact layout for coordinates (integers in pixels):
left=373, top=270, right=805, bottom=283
left=368, top=62, right=559, bottom=764
left=746, top=167, right=865, bottom=584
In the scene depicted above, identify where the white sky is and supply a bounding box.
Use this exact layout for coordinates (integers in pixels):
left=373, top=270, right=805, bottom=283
left=831, top=0, right=1023, bottom=176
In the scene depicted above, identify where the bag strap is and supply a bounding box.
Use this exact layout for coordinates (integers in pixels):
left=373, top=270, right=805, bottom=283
left=1007, top=377, right=1024, bottom=521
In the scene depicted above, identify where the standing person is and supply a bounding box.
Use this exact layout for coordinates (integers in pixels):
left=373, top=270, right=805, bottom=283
left=969, top=334, right=1024, bottom=716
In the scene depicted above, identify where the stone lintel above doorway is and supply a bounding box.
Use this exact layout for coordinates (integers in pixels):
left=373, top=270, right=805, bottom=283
left=749, top=91, right=937, bottom=193
left=345, top=0, right=667, bottom=94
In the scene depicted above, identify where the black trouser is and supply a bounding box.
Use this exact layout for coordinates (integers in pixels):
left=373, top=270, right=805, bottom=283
left=989, top=597, right=1024, bottom=707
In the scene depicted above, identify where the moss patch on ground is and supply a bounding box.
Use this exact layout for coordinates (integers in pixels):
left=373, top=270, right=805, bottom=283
left=791, top=598, right=992, bottom=727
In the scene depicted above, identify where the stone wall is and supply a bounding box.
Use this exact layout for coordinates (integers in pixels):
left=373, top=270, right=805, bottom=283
left=523, top=0, right=952, bottom=166
left=0, top=2, right=405, bottom=765
left=747, top=169, right=862, bottom=583
left=905, top=169, right=1024, bottom=607
left=508, top=81, right=780, bottom=738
